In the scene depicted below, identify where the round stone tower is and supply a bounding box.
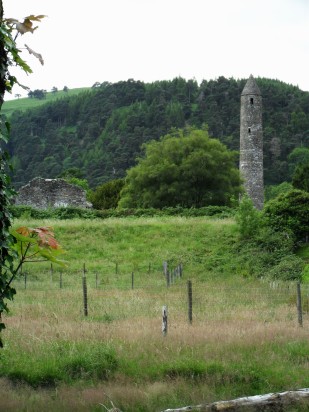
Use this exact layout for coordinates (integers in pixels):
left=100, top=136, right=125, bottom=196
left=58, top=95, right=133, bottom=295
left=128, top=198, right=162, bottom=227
left=240, top=75, right=264, bottom=209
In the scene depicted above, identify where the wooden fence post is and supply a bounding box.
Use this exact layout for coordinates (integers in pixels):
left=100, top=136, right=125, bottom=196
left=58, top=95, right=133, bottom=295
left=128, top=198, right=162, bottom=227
left=59, top=272, right=63, bottom=289
left=296, top=282, right=303, bottom=327
left=131, top=272, right=134, bottom=290
left=115, top=262, right=118, bottom=275
left=50, top=263, right=53, bottom=283
left=95, top=273, right=98, bottom=289
left=187, top=280, right=193, bottom=324
left=82, top=274, right=88, bottom=316
left=163, top=261, right=168, bottom=276
left=24, top=272, right=27, bottom=289
left=162, top=305, right=168, bottom=336
left=166, top=270, right=170, bottom=288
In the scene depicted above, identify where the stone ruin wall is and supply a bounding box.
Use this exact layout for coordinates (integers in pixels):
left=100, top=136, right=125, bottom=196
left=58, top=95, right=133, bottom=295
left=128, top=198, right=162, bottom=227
left=15, top=177, right=92, bottom=209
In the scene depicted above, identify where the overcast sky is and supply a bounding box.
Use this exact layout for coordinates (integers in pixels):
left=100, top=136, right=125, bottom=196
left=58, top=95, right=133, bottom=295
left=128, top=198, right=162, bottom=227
left=3, top=0, right=309, bottom=99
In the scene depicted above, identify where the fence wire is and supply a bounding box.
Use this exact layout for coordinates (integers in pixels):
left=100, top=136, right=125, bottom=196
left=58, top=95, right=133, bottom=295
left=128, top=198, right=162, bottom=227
left=12, top=267, right=309, bottom=328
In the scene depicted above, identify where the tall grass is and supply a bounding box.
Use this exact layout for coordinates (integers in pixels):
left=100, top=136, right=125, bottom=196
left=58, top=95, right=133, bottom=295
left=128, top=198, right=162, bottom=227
left=1, top=216, right=308, bottom=411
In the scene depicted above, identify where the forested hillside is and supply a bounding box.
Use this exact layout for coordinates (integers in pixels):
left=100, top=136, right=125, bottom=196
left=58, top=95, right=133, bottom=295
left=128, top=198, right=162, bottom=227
left=5, top=77, right=309, bottom=189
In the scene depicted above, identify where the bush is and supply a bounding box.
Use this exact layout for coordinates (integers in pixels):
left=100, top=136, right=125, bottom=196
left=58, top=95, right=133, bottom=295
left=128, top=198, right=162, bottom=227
left=263, top=189, right=309, bottom=242
left=267, top=255, right=304, bottom=281
left=10, top=205, right=235, bottom=220
left=89, top=178, right=124, bottom=209
left=235, top=195, right=262, bottom=239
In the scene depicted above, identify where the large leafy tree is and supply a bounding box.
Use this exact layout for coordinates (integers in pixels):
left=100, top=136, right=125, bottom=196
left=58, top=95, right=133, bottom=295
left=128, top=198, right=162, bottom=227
left=119, top=128, right=241, bottom=208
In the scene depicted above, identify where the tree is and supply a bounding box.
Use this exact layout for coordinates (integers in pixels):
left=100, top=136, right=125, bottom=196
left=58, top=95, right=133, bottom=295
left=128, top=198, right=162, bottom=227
left=292, top=163, right=309, bottom=192
left=287, top=147, right=309, bottom=178
left=119, top=128, right=241, bottom=208
left=32, top=89, right=46, bottom=99
left=51, top=86, right=58, bottom=94
left=89, top=178, right=125, bottom=209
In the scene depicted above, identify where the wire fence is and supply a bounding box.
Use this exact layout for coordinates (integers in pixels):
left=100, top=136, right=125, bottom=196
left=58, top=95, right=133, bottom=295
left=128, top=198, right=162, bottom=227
left=12, top=262, right=309, bottom=330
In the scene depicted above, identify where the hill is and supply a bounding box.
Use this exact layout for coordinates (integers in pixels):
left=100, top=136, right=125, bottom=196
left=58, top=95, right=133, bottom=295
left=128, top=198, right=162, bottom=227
left=2, top=87, right=90, bottom=117
left=4, top=77, right=309, bottom=189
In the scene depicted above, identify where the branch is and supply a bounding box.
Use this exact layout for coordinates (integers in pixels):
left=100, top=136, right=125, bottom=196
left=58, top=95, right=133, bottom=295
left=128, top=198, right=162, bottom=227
left=161, top=388, right=309, bottom=411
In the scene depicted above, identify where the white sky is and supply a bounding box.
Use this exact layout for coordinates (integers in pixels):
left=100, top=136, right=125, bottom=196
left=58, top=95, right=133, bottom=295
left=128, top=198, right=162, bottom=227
left=3, top=0, right=309, bottom=100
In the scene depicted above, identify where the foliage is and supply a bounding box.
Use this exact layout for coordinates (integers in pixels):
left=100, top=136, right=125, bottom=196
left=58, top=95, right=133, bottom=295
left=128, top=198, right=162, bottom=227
left=10, top=226, right=66, bottom=267
left=10, top=204, right=235, bottom=220
left=266, top=255, right=304, bottom=281
left=2, top=76, right=309, bottom=189
left=28, top=89, right=46, bottom=99
left=288, top=147, right=309, bottom=178
left=65, top=177, right=89, bottom=192
left=233, top=221, right=303, bottom=280
left=235, top=195, right=262, bottom=239
left=0, top=224, right=65, bottom=346
left=264, top=181, right=293, bottom=202
left=119, top=128, right=241, bottom=208
left=88, top=178, right=124, bottom=209
left=0, top=8, right=48, bottom=347
left=292, top=162, right=309, bottom=192
left=234, top=194, right=305, bottom=280
left=263, top=189, right=309, bottom=242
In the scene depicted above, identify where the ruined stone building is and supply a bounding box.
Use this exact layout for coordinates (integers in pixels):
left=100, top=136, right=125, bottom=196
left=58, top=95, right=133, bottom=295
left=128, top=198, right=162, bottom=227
left=15, top=177, right=92, bottom=209
left=239, top=75, right=264, bottom=209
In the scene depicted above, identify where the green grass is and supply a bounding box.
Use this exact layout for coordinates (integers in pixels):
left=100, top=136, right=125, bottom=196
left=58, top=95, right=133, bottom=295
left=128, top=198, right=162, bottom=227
left=2, top=87, right=91, bottom=117
left=1, top=216, right=308, bottom=411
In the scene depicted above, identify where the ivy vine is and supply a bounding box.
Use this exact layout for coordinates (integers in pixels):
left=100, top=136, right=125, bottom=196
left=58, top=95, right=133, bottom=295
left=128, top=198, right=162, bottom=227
left=0, top=9, right=63, bottom=348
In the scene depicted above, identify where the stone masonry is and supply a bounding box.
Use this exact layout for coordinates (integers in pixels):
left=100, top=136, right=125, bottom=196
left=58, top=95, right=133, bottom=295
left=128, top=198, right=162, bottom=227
left=15, top=177, right=92, bottom=209
left=239, top=75, right=264, bottom=209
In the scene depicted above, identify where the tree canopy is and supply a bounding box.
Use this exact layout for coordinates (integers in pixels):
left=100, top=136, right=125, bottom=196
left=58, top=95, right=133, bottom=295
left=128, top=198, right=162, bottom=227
left=292, top=163, right=309, bottom=192
left=118, top=128, right=241, bottom=208
left=4, top=76, right=309, bottom=190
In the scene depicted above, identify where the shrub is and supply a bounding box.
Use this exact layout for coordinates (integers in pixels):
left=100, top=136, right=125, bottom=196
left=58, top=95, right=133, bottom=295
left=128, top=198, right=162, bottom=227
left=263, top=189, right=309, bottom=242
left=267, top=255, right=304, bottom=281
left=89, top=178, right=124, bottom=209
left=10, top=205, right=235, bottom=220
left=235, top=195, right=262, bottom=239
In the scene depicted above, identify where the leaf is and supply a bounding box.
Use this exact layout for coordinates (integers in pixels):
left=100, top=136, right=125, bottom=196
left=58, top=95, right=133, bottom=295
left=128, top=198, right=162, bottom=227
left=15, top=21, right=37, bottom=35
left=24, top=44, right=44, bottom=65
left=16, top=226, right=31, bottom=237
left=24, top=15, right=47, bottom=22
left=32, top=227, right=59, bottom=249
left=37, top=248, right=67, bottom=267
left=5, top=15, right=47, bottom=35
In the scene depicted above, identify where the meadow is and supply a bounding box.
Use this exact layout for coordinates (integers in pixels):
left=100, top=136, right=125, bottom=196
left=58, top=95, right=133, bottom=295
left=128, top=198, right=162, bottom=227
left=2, top=88, right=90, bottom=117
left=1, top=216, right=308, bottom=412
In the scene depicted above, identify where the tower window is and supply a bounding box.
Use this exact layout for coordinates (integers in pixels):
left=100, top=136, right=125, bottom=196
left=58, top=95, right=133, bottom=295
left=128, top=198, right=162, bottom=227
left=248, top=128, right=251, bottom=134
left=250, top=98, right=254, bottom=105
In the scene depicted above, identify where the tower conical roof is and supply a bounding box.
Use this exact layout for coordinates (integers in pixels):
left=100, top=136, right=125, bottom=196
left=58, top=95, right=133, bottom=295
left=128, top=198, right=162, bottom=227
left=241, top=75, right=261, bottom=96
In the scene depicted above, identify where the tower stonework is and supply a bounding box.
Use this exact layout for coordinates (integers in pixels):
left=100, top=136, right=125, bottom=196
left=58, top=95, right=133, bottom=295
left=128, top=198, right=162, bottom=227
left=240, top=75, right=264, bottom=209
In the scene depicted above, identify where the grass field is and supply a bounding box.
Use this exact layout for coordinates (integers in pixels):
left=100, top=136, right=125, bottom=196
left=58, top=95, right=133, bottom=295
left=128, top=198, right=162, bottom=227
left=2, top=87, right=91, bottom=117
left=1, top=217, right=308, bottom=411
